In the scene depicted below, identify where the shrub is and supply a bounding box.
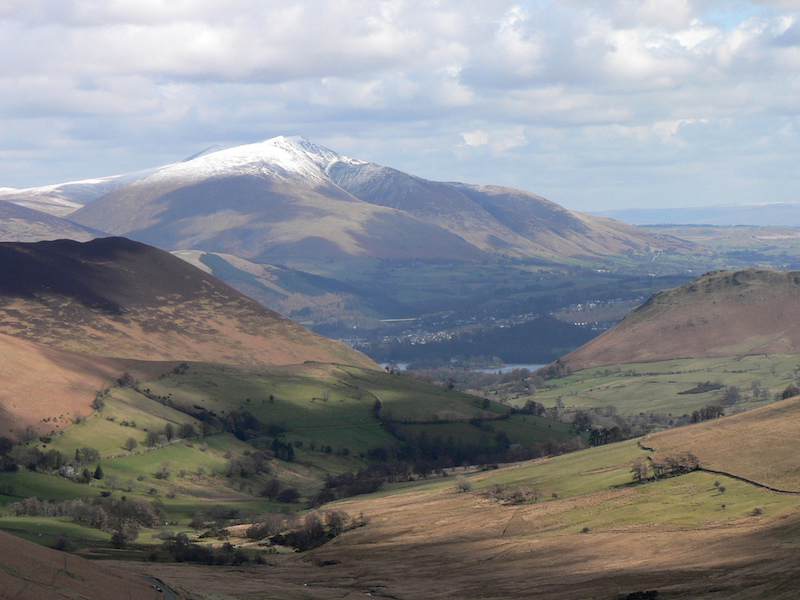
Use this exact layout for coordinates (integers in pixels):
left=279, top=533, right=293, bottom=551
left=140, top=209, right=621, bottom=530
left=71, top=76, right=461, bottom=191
left=455, top=476, right=472, bottom=493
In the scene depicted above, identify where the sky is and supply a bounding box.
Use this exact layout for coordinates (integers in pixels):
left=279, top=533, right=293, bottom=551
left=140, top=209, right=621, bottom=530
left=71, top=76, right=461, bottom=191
left=0, top=0, right=798, bottom=212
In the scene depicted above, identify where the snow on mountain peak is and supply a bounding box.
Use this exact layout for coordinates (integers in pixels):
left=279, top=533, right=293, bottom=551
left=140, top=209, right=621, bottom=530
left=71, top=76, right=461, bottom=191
left=154, top=135, right=366, bottom=185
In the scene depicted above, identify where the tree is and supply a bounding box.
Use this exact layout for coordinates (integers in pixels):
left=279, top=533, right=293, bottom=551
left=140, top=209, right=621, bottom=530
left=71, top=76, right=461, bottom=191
left=571, top=410, right=593, bottom=432
left=277, top=488, right=300, bottom=503
left=631, top=458, right=649, bottom=482
left=123, top=437, right=138, bottom=452
left=93, top=464, right=104, bottom=480
left=190, top=512, right=206, bottom=531
left=144, top=430, right=161, bottom=447
left=110, top=530, right=129, bottom=549
left=75, top=447, right=100, bottom=464
left=0, top=436, right=13, bottom=455
left=722, top=386, right=741, bottom=406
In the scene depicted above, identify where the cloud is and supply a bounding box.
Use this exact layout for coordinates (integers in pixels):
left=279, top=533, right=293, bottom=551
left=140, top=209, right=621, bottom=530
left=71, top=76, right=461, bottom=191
left=0, top=0, right=796, bottom=212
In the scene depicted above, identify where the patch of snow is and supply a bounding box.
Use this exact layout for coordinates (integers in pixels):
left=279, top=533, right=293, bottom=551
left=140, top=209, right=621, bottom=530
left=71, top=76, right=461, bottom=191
left=148, top=136, right=367, bottom=186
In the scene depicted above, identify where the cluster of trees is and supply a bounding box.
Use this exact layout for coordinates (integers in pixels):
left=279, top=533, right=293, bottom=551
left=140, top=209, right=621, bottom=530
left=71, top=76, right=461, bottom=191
left=689, top=404, right=725, bottom=424
left=312, top=463, right=412, bottom=505
left=777, top=384, right=800, bottom=400
left=578, top=408, right=674, bottom=446
left=631, top=452, right=700, bottom=483
left=7, top=495, right=166, bottom=537
left=484, top=483, right=546, bottom=504
left=0, top=440, right=109, bottom=483
left=164, top=533, right=254, bottom=565
left=224, top=450, right=272, bottom=478
left=265, top=509, right=359, bottom=551
left=143, top=423, right=196, bottom=447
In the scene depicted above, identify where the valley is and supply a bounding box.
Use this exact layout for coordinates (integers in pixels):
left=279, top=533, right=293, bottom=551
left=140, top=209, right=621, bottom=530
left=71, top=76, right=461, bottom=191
left=2, top=139, right=800, bottom=599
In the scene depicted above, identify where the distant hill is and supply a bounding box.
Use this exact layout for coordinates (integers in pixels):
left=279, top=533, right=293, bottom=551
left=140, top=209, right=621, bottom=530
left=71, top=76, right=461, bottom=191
left=563, top=268, right=800, bottom=369
left=45, top=136, right=701, bottom=262
left=599, top=202, right=800, bottom=227
left=173, top=249, right=395, bottom=322
left=0, top=201, right=100, bottom=242
left=0, top=237, right=376, bottom=368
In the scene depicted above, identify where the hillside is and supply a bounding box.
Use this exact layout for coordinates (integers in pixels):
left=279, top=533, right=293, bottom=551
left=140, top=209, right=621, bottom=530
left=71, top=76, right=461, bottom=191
left=646, top=394, right=800, bottom=491
left=0, top=201, right=100, bottom=242
left=0, top=332, right=131, bottom=434
left=58, top=136, right=699, bottom=262
left=0, top=237, right=375, bottom=369
left=0, top=529, right=159, bottom=600
left=129, top=399, right=800, bottom=599
left=563, top=268, right=800, bottom=369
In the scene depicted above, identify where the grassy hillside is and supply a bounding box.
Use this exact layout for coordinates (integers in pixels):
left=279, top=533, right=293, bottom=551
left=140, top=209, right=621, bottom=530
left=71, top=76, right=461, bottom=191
left=646, top=395, right=800, bottom=491
left=122, top=397, right=800, bottom=599
left=0, top=361, right=580, bottom=549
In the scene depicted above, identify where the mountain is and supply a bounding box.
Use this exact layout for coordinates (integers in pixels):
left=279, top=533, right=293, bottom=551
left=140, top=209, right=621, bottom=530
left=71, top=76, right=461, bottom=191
left=563, top=268, right=800, bottom=369
left=60, top=136, right=698, bottom=262
left=0, top=237, right=376, bottom=368
left=0, top=237, right=376, bottom=434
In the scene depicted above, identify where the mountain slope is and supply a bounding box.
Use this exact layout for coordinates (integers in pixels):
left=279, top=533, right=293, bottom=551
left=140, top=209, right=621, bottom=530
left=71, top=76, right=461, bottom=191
left=0, top=237, right=376, bottom=369
left=0, top=529, right=159, bottom=600
left=647, top=394, right=800, bottom=491
left=0, top=201, right=102, bottom=242
left=65, top=136, right=700, bottom=262
left=67, top=138, right=484, bottom=261
left=563, top=268, right=800, bottom=369
left=0, top=332, right=131, bottom=433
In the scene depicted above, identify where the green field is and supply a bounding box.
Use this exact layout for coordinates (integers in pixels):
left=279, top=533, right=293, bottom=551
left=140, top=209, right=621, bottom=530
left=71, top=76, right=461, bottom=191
left=525, top=354, right=800, bottom=416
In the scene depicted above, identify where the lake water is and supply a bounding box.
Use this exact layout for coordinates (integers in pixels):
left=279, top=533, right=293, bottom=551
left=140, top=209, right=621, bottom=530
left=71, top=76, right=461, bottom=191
left=471, top=364, right=546, bottom=374
left=380, top=363, right=545, bottom=373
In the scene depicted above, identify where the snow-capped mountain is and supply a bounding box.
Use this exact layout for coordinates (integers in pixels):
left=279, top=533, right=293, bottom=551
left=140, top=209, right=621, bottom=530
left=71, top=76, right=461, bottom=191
left=3, top=135, right=699, bottom=262
left=0, top=167, right=168, bottom=217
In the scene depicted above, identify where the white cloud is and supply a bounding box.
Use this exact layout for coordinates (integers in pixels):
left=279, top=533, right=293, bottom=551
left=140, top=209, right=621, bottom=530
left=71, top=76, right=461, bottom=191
left=0, top=0, right=797, bottom=211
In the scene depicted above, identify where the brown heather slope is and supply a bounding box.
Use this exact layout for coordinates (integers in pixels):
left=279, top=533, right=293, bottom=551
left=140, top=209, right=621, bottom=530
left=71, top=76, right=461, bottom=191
left=645, top=394, right=800, bottom=492
left=0, top=529, right=160, bottom=600
left=0, top=237, right=375, bottom=369
left=563, top=268, right=800, bottom=369
left=0, top=331, right=183, bottom=435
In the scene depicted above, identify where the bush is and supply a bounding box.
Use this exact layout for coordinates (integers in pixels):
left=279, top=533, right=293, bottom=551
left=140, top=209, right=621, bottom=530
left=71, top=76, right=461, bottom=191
left=52, top=533, right=74, bottom=552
